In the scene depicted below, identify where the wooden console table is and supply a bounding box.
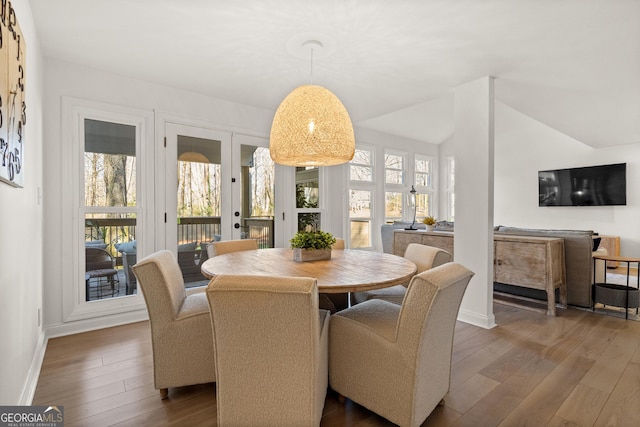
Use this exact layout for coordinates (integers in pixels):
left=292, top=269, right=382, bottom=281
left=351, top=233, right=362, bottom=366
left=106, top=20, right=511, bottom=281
left=394, top=230, right=567, bottom=315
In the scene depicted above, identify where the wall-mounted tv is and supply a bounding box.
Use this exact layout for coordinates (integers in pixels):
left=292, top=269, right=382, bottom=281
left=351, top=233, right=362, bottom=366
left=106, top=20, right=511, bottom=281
left=538, top=163, right=626, bottom=206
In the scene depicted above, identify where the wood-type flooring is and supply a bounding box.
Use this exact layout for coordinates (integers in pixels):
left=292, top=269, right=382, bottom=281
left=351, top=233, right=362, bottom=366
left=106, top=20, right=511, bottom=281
left=33, top=302, right=640, bottom=426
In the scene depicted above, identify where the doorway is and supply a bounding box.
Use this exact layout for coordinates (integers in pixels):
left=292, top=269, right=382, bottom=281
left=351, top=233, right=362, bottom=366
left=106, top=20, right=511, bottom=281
left=164, top=124, right=278, bottom=286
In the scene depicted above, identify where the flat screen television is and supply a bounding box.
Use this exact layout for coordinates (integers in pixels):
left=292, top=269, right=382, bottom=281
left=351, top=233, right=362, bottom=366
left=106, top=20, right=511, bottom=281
left=538, top=163, right=626, bottom=206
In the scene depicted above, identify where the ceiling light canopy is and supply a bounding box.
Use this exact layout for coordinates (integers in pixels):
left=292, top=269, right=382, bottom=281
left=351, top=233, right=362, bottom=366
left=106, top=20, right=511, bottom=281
left=270, top=40, right=355, bottom=167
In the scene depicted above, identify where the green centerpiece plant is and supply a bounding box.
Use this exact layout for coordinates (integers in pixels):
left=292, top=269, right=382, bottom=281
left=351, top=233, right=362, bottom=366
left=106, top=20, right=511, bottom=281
left=290, top=226, right=336, bottom=262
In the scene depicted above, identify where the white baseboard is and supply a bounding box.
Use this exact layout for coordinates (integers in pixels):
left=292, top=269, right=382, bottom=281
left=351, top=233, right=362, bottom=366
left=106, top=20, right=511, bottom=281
left=457, top=308, right=496, bottom=329
left=46, top=309, right=149, bottom=340
left=19, top=330, right=47, bottom=405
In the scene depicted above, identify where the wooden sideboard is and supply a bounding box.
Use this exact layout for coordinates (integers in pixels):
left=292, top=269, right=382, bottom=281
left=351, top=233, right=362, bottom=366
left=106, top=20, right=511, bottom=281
left=393, top=230, right=567, bottom=315
left=597, top=235, right=620, bottom=268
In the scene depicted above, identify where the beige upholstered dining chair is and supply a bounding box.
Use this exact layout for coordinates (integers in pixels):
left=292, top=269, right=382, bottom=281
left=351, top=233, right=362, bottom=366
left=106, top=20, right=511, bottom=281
left=329, top=262, right=474, bottom=427
left=131, top=250, right=216, bottom=400
left=351, top=243, right=452, bottom=305
left=332, top=237, right=345, bottom=249
left=206, top=238, right=258, bottom=258
left=207, top=274, right=330, bottom=427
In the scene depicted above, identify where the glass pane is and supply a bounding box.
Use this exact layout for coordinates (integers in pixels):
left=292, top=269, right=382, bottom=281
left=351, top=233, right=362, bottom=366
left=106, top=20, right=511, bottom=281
left=415, top=158, right=430, bottom=173
left=84, top=119, right=136, bottom=207
left=415, top=172, right=430, bottom=187
left=85, top=212, right=137, bottom=301
left=385, top=169, right=403, bottom=185
left=415, top=158, right=431, bottom=187
left=350, top=220, right=371, bottom=248
left=352, top=149, right=371, bottom=165
left=385, top=191, right=403, bottom=219
left=448, top=193, right=455, bottom=221
left=350, top=165, right=372, bottom=182
left=242, top=145, right=274, bottom=248
left=416, top=193, right=430, bottom=219
left=385, top=153, right=403, bottom=169
left=296, top=167, right=319, bottom=208
left=449, top=160, right=455, bottom=188
left=298, top=212, right=320, bottom=232
left=177, top=136, right=221, bottom=286
left=349, top=190, right=371, bottom=218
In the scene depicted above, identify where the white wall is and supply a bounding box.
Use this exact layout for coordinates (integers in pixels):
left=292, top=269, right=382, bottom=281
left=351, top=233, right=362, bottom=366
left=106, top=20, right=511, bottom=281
left=495, top=102, right=640, bottom=256
left=440, top=101, right=640, bottom=257
left=0, top=0, right=44, bottom=405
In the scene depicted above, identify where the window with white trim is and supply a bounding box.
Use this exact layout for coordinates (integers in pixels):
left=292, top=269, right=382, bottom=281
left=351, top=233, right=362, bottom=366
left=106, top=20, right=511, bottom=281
left=384, top=150, right=406, bottom=222
left=414, top=154, right=434, bottom=221
left=348, top=147, right=375, bottom=248
left=446, top=156, right=455, bottom=221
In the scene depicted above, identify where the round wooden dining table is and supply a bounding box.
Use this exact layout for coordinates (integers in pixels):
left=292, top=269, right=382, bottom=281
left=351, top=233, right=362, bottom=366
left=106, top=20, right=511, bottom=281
left=200, top=248, right=417, bottom=293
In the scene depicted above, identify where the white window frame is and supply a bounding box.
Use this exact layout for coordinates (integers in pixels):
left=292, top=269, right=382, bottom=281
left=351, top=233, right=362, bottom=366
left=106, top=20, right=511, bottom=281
left=347, top=145, right=376, bottom=249
left=62, top=97, right=153, bottom=323
left=384, top=149, right=408, bottom=223
left=445, top=156, right=455, bottom=222
left=414, top=154, right=435, bottom=221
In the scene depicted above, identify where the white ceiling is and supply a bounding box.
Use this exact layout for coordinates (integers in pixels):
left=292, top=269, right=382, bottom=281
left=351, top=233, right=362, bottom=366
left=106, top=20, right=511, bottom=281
left=29, top=0, right=640, bottom=147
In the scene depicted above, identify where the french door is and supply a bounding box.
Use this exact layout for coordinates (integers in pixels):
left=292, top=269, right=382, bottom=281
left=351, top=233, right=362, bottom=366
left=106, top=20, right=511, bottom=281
left=163, top=123, right=282, bottom=286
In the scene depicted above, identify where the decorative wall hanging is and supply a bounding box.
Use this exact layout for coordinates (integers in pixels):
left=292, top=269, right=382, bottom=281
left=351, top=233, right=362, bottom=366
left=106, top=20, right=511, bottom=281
left=0, top=1, right=27, bottom=187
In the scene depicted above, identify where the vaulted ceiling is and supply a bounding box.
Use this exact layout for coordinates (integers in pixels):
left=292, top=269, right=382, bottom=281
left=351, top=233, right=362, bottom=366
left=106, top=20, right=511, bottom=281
left=30, top=0, right=640, bottom=147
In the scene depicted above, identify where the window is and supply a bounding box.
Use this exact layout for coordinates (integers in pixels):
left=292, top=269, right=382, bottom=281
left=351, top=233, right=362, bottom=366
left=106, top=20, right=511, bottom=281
left=350, top=148, right=373, bottom=182
left=84, top=119, right=138, bottom=301
left=414, top=154, right=434, bottom=221
left=63, top=97, right=152, bottom=322
left=296, top=166, right=321, bottom=231
left=446, top=157, right=455, bottom=221
left=348, top=147, right=375, bottom=248
left=384, top=150, right=406, bottom=222
left=385, top=152, right=404, bottom=185
left=347, top=146, right=437, bottom=251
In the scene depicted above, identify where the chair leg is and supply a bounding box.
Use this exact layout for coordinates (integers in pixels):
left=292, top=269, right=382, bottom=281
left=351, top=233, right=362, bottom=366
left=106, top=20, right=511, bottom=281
left=160, top=388, right=168, bottom=399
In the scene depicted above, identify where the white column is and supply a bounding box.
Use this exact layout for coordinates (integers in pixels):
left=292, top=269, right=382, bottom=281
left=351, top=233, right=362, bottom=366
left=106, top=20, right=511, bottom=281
left=454, top=77, right=497, bottom=329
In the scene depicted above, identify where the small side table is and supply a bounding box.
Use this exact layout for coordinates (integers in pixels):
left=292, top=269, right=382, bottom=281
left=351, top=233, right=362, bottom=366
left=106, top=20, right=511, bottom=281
left=592, top=255, right=640, bottom=319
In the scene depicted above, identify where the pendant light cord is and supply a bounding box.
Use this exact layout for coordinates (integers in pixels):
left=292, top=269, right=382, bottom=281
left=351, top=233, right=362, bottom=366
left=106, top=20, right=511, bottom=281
left=309, top=47, right=314, bottom=85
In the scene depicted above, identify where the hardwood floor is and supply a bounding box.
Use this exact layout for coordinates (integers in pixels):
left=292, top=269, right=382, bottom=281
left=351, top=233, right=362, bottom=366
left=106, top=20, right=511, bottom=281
left=33, top=303, right=640, bottom=426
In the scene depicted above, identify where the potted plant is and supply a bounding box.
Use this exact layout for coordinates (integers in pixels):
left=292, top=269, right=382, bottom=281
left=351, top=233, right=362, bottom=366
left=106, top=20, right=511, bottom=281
left=422, top=216, right=437, bottom=232
left=290, top=226, right=336, bottom=262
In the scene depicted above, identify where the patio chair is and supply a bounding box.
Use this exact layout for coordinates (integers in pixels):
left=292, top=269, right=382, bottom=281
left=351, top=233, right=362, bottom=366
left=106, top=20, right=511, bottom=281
left=85, top=247, right=119, bottom=300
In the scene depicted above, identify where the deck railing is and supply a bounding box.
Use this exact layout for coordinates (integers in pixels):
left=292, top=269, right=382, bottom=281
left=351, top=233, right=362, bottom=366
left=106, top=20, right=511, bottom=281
left=243, top=217, right=275, bottom=248
left=85, top=216, right=274, bottom=265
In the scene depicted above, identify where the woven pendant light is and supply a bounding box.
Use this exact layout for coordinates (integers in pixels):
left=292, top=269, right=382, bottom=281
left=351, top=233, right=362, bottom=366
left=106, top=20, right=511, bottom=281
left=178, top=151, right=210, bottom=164
left=270, top=84, right=355, bottom=166
left=270, top=39, right=355, bottom=166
